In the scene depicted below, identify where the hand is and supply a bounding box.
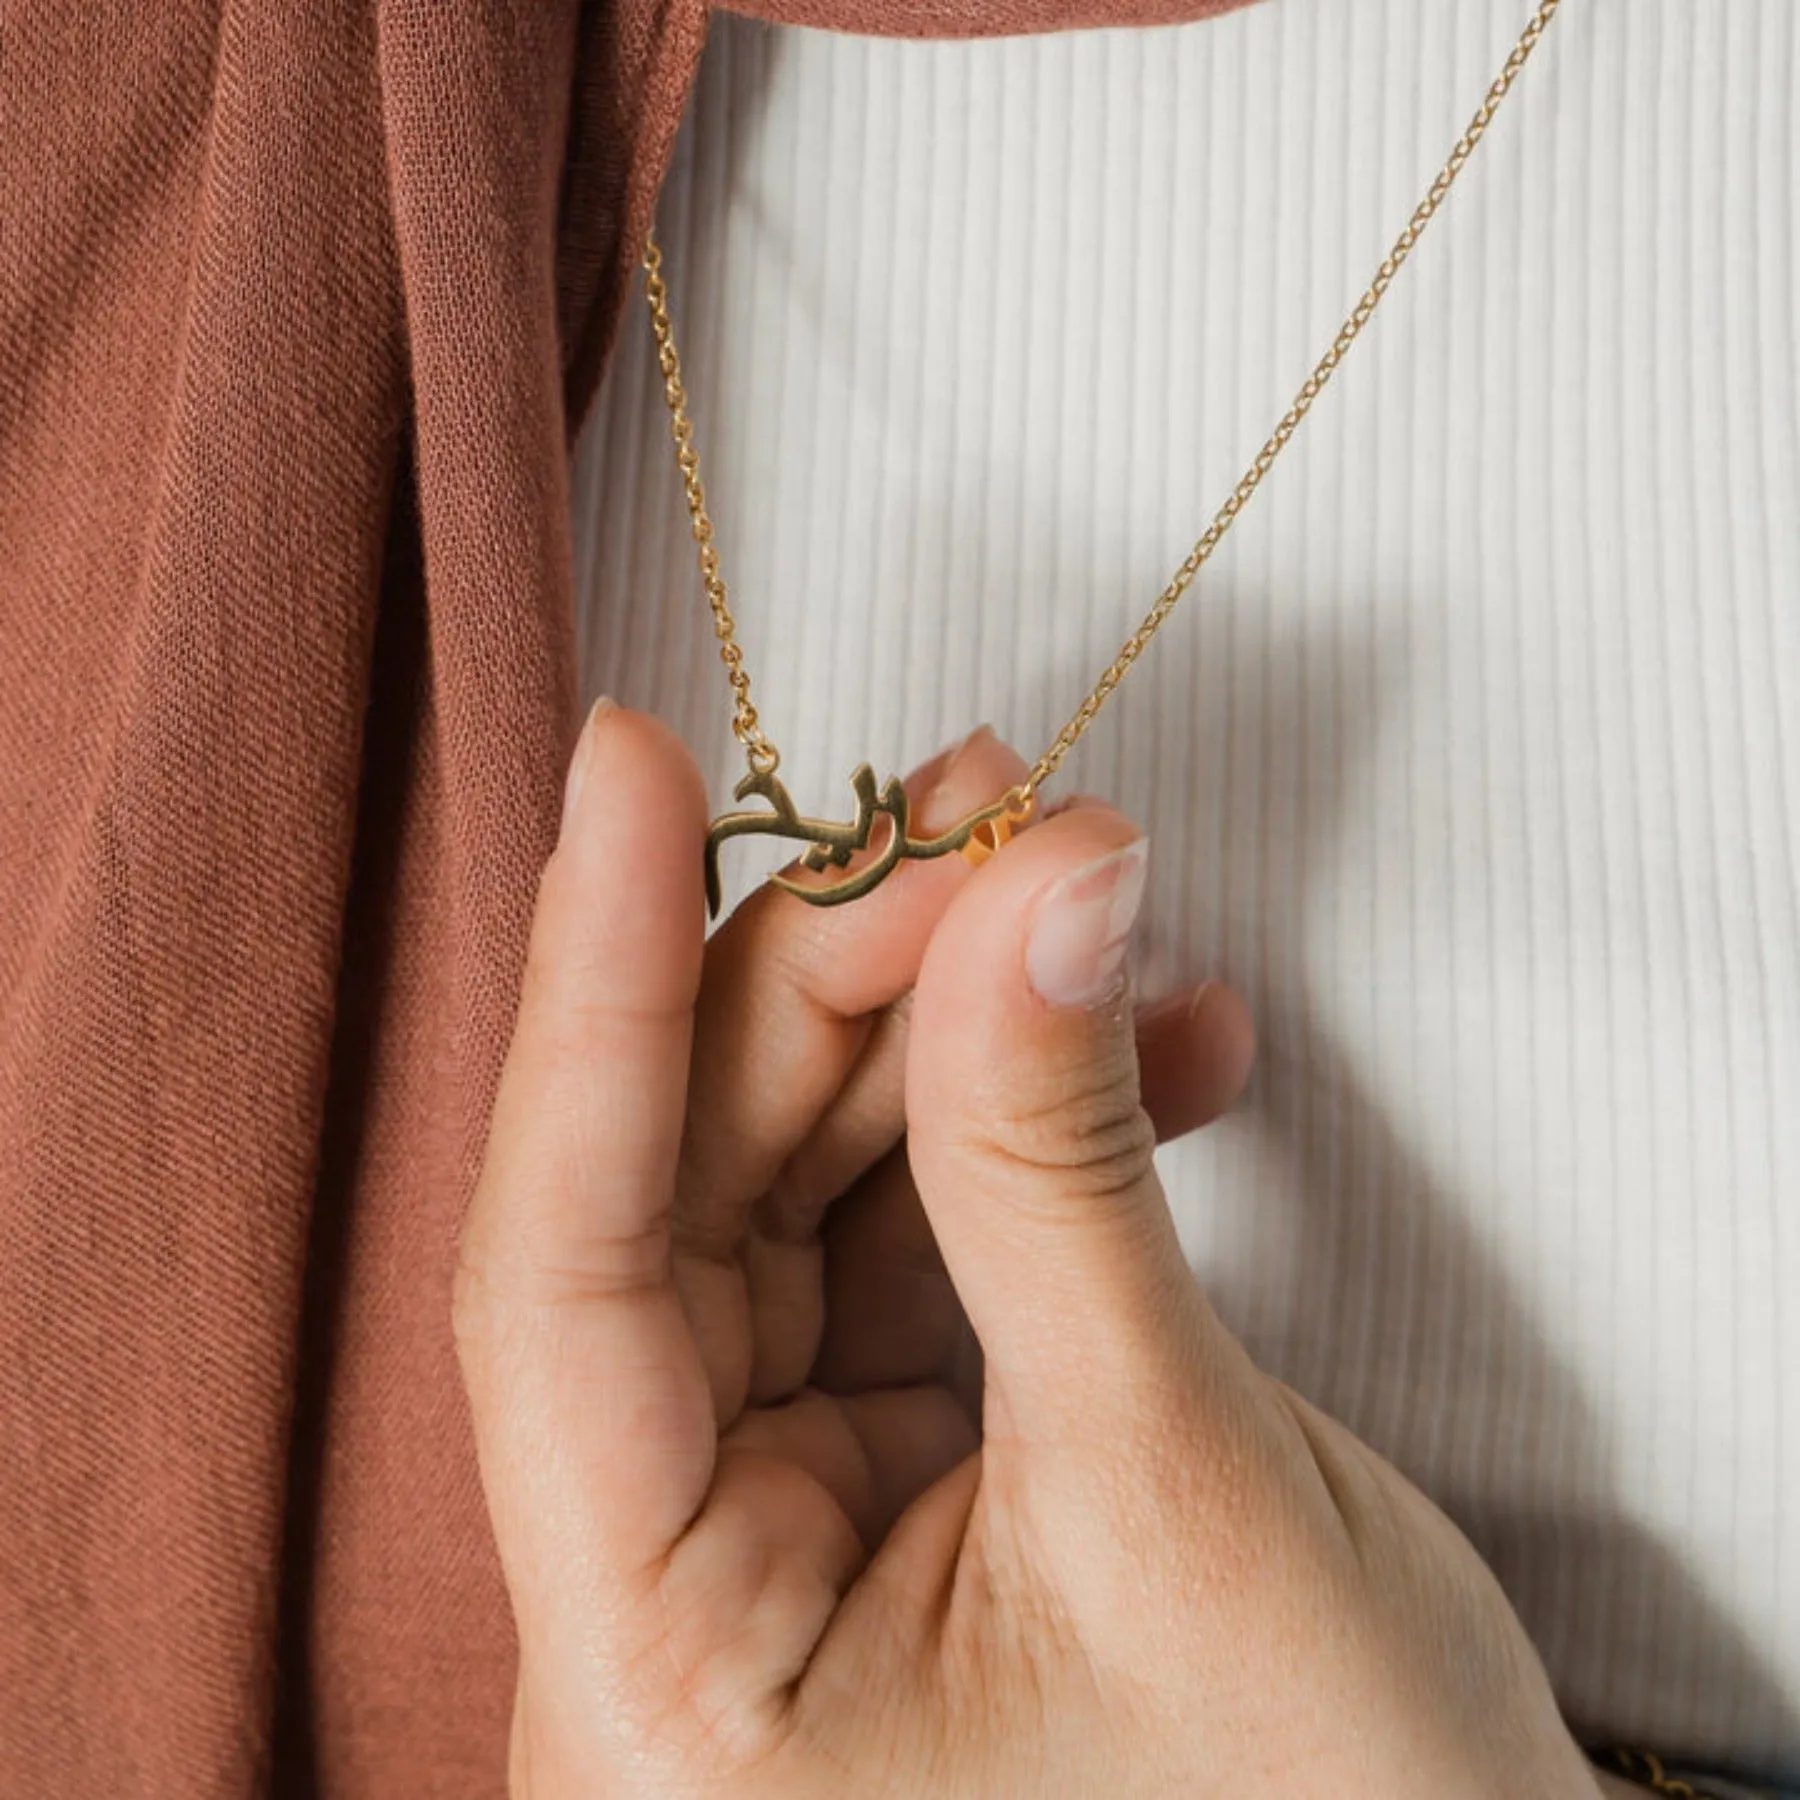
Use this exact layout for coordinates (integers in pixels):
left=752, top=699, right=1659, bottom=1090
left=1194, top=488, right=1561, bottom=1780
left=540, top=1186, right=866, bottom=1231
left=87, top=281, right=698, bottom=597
left=456, top=703, right=1606, bottom=1798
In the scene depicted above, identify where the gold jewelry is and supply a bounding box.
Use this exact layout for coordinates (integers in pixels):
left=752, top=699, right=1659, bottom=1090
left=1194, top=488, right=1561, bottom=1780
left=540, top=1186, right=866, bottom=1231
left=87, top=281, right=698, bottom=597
left=1597, top=1748, right=1734, bottom=1800
left=644, top=0, right=1564, bottom=915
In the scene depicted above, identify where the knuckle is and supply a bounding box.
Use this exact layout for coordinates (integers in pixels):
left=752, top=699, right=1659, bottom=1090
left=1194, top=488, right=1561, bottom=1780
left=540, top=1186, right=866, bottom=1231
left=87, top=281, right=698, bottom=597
left=450, top=1230, right=501, bottom=1366
left=981, top=1043, right=1158, bottom=1206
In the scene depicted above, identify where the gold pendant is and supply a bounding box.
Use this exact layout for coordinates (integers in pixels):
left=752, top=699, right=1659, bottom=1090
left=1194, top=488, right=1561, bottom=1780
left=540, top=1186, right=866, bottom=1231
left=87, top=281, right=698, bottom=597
left=704, top=765, right=1033, bottom=918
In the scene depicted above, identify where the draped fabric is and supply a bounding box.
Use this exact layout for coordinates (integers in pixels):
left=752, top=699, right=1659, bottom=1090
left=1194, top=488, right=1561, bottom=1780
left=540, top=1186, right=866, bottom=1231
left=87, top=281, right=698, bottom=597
left=0, top=0, right=1246, bottom=1790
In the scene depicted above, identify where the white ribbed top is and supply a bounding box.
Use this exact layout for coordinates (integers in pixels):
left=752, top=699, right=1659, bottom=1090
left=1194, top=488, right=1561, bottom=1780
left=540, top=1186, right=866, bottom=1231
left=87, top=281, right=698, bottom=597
left=573, top=0, right=1800, bottom=1772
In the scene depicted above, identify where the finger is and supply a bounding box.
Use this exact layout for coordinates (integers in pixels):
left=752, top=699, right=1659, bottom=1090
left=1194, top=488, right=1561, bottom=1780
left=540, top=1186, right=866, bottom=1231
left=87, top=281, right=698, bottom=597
left=455, top=700, right=714, bottom=1632
left=681, top=727, right=1030, bottom=1253
left=812, top=1145, right=974, bottom=1403
left=677, top=730, right=1032, bottom=1417
left=793, top=1455, right=983, bottom=1738
left=721, top=1387, right=977, bottom=1550
left=906, top=812, right=1247, bottom=1439
left=655, top=1443, right=867, bottom=1737
left=650, top=1387, right=974, bottom=1739
left=777, top=975, right=1253, bottom=1251
left=811, top=980, right=1255, bottom=1403
left=758, top=997, right=913, bottom=1245
left=835, top=1386, right=978, bottom=1540
left=1135, top=980, right=1258, bottom=1139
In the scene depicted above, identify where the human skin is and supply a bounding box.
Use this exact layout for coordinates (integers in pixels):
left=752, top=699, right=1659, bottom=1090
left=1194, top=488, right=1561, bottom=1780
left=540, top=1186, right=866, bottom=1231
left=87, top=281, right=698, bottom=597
left=455, top=702, right=1623, bottom=1798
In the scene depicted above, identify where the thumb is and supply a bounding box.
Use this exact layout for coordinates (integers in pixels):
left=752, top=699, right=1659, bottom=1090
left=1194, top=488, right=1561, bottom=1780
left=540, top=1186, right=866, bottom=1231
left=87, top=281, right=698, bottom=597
left=906, top=807, right=1218, bottom=1434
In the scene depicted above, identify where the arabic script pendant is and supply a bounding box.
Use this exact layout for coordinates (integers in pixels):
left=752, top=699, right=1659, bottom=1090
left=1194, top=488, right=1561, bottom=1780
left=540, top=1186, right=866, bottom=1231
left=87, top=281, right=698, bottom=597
left=704, top=764, right=1035, bottom=919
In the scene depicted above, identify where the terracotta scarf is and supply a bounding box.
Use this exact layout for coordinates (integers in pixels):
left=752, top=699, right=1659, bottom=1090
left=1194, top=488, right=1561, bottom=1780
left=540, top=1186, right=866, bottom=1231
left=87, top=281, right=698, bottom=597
left=0, top=1, right=1250, bottom=1792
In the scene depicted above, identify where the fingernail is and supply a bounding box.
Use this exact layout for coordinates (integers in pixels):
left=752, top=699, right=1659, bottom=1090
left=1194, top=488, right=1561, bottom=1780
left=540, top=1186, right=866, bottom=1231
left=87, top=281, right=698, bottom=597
left=1040, top=792, right=1108, bottom=821
left=1025, top=837, right=1150, bottom=1009
left=560, top=696, right=614, bottom=841
left=1137, top=980, right=1215, bottom=1028
left=921, top=723, right=997, bottom=810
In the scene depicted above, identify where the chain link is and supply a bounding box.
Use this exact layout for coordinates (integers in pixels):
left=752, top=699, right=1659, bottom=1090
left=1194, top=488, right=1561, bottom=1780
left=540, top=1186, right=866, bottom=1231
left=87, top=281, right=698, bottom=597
left=1598, top=1748, right=1732, bottom=1800
left=1023, top=0, right=1562, bottom=794
left=641, top=236, right=782, bottom=776
left=644, top=0, right=1563, bottom=799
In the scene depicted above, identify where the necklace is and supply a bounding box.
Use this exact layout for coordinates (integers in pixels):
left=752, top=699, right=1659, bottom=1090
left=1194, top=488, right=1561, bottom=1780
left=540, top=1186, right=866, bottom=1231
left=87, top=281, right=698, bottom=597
left=1596, top=1748, right=1734, bottom=1800
left=644, top=0, right=1564, bottom=917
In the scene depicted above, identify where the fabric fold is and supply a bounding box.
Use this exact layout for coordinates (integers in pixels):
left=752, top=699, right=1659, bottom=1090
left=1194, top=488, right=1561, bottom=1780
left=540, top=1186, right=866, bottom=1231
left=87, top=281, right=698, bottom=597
left=0, top=0, right=1249, bottom=1790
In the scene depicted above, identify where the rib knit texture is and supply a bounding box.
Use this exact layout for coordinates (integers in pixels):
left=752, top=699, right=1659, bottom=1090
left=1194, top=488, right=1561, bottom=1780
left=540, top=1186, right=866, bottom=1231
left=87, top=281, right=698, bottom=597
left=574, top=2, right=1800, bottom=1775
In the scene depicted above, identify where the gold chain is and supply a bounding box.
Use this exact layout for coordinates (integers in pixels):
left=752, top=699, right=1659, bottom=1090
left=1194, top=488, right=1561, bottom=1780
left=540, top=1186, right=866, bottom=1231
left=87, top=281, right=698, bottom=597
left=1024, top=0, right=1562, bottom=792
left=644, top=0, right=1563, bottom=807
left=643, top=237, right=783, bottom=776
left=1598, top=1749, right=1733, bottom=1800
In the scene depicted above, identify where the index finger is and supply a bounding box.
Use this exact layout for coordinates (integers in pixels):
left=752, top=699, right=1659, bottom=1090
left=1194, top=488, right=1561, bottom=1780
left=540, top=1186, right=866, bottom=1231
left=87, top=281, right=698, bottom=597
left=455, top=701, right=715, bottom=1636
